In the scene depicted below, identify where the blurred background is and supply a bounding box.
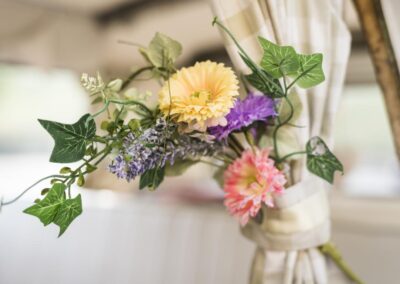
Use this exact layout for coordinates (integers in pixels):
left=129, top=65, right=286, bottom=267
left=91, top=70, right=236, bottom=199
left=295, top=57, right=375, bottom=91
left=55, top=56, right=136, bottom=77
left=0, top=0, right=399, bottom=283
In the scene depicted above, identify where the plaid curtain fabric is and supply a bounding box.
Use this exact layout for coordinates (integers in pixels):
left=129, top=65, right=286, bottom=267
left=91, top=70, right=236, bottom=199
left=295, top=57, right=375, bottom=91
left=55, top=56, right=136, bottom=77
left=209, top=0, right=351, bottom=283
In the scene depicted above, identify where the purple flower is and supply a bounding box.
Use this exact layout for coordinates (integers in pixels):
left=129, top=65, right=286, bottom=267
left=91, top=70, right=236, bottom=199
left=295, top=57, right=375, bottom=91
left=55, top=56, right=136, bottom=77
left=108, top=118, right=222, bottom=182
left=208, top=93, right=276, bottom=140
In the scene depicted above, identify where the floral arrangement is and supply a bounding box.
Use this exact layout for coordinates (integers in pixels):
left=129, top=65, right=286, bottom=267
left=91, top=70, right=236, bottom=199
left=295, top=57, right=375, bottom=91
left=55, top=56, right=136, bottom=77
left=2, top=19, right=343, bottom=237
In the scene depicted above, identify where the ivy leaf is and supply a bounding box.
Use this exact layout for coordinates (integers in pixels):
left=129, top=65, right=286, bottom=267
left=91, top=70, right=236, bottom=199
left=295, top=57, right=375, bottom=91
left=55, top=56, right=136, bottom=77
left=139, top=167, right=165, bottom=190
left=38, top=114, right=96, bottom=163
left=245, top=70, right=284, bottom=98
left=23, top=183, right=66, bottom=226
left=165, top=160, right=198, bottom=176
left=306, top=136, right=343, bottom=184
left=291, top=53, right=325, bottom=88
left=240, top=53, right=284, bottom=97
left=139, top=32, right=182, bottom=68
left=24, top=183, right=83, bottom=236
left=258, top=37, right=299, bottom=78
left=53, top=194, right=82, bottom=237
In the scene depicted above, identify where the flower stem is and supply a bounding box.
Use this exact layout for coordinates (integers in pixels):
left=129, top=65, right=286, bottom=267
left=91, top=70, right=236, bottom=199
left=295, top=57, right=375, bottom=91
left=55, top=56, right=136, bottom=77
left=228, top=140, right=241, bottom=157
left=272, top=95, right=294, bottom=161
left=223, top=152, right=237, bottom=162
left=278, top=150, right=307, bottom=163
left=108, top=98, right=153, bottom=117
left=229, top=135, right=245, bottom=152
left=1, top=174, right=66, bottom=207
left=89, top=100, right=110, bottom=121
left=121, top=66, right=153, bottom=90
left=212, top=18, right=283, bottom=96
left=319, top=242, right=364, bottom=284
left=244, top=130, right=256, bottom=152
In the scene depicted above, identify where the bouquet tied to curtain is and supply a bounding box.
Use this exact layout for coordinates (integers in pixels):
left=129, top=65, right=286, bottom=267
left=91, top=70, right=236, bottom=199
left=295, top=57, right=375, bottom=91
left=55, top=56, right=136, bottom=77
left=2, top=18, right=362, bottom=284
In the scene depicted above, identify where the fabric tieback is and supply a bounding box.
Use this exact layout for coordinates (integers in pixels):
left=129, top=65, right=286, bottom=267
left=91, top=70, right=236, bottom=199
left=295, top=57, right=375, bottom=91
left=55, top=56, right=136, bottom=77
left=242, top=178, right=330, bottom=251
left=242, top=178, right=332, bottom=284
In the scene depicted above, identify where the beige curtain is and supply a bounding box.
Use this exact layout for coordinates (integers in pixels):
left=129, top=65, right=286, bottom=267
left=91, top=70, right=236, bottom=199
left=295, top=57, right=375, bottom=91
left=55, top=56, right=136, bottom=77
left=209, top=0, right=351, bottom=283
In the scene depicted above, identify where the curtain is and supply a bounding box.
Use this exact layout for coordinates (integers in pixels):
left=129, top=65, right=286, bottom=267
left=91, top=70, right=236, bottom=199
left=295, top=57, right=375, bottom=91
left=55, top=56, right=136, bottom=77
left=209, top=0, right=352, bottom=283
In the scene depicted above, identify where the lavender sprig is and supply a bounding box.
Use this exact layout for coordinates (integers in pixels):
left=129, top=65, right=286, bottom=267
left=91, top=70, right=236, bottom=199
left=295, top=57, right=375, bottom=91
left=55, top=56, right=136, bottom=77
left=109, top=119, right=221, bottom=181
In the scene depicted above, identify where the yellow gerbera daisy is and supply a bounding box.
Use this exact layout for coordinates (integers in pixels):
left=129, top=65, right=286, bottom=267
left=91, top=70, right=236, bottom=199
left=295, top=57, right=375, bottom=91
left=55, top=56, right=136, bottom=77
left=158, top=61, right=239, bottom=131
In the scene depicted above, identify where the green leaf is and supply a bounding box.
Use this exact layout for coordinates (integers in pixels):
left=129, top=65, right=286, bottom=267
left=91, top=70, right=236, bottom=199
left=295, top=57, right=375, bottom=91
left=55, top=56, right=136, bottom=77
left=139, top=167, right=165, bottom=190
left=258, top=37, right=299, bottom=78
left=128, top=119, right=141, bottom=133
left=240, top=53, right=284, bottom=97
left=306, top=136, right=343, bottom=184
left=23, top=183, right=66, bottom=226
left=139, top=32, right=182, bottom=68
left=59, top=167, right=72, bottom=174
left=291, top=53, right=325, bottom=88
left=85, top=164, right=97, bottom=173
left=39, top=114, right=96, bottom=163
left=165, top=160, right=198, bottom=176
left=77, top=172, right=85, bottom=187
left=245, top=70, right=284, bottom=98
left=53, top=194, right=82, bottom=237
left=278, top=91, right=303, bottom=124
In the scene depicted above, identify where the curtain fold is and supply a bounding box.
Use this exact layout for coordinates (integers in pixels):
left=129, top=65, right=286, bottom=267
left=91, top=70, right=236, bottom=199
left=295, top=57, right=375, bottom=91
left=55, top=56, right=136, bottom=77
left=209, top=0, right=351, bottom=283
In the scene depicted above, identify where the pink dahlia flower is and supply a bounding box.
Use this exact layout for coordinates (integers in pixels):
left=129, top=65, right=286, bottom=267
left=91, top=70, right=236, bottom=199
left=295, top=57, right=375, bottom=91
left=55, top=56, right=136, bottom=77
left=223, top=149, right=286, bottom=225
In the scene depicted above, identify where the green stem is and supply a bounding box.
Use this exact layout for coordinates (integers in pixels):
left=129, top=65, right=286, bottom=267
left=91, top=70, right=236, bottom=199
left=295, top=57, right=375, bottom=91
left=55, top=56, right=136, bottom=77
left=115, top=105, right=125, bottom=122
left=223, top=152, right=237, bottom=162
left=244, top=130, right=256, bottom=152
left=273, top=96, right=294, bottom=160
left=228, top=140, right=241, bottom=157
left=319, top=242, right=364, bottom=284
left=278, top=151, right=307, bottom=163
left=68, top=148, right=109, bottom=178
left=212, top=18, right=283, bottom=96
left=89, top=66, right=154, bottom=121
left=108, top=98, right=153, bottom=117
left=214, top=156, right=232, bottom=165
left=121, top=66, right=153, bottom=90
left=212, top=18, right=247, bottom=58
left=89, top=100, right=110, bottom=121
left=1, top=174, right=66, bottom=207
left=93, top=136, right=117, bottom=143
left=229, top=135, right=245, bottom=152
left=80, top=148, right=111, bottom=176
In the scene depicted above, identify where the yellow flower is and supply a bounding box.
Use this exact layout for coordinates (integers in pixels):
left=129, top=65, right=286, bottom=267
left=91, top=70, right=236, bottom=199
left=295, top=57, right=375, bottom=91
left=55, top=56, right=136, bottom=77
left=158, top=61, right=239, bottom=131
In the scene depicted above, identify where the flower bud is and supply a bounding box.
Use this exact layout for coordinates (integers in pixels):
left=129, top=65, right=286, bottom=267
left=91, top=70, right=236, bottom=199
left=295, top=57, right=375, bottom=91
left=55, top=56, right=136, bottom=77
left=107, top=79, right=123, bottom=92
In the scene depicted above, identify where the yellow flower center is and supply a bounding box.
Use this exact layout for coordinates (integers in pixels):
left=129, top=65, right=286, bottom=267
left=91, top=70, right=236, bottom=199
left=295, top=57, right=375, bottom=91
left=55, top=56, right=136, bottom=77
left=190, top=90, right=212, bottom=105
left=239, top=169, right=268, bottom=196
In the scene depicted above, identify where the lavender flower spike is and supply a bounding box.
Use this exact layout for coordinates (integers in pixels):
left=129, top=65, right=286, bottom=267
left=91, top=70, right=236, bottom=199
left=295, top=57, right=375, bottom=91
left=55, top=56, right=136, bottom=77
left=109, top=118, right=221, bottom=182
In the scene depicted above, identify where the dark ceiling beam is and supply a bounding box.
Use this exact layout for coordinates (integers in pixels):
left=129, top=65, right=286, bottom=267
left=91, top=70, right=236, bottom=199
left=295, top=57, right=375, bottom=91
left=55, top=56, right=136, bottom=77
left=95, top=0, right=196, bottom=25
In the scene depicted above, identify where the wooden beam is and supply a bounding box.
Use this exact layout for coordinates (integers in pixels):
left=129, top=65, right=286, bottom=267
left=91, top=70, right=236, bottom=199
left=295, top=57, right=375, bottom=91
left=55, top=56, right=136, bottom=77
left=352, top=0, right=400, bottom=159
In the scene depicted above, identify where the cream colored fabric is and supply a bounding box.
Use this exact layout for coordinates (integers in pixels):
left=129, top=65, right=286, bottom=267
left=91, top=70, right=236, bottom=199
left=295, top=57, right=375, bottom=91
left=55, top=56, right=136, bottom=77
left=242, top=179, right=331, bottom=251
left=209, top=0, right=351, bottom=283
